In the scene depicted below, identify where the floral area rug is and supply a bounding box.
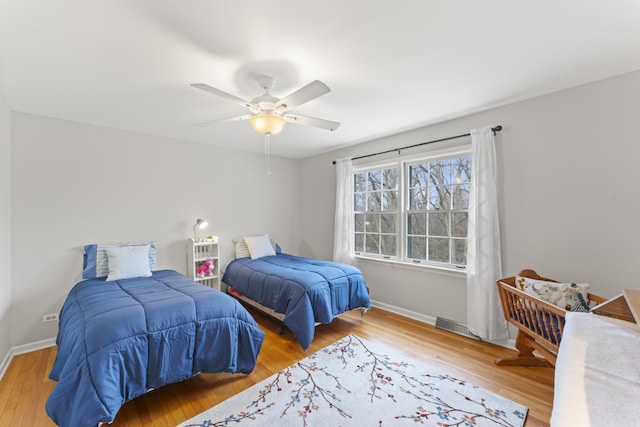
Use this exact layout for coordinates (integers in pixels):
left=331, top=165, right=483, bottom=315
left=179, top=334, right=527, bottom=427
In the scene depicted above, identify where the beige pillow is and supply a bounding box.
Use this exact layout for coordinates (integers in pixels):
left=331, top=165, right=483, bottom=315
left=515, top=276, right=590, bottom=312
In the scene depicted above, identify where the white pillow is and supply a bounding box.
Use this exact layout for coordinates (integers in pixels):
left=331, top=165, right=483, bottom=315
left=83, top=241, right=157, bottom=279
left=235, top=237, right=279, bottom=259
left=105, top=245, right=152, bottom=281
left=243, top=234, right=276, bottom=259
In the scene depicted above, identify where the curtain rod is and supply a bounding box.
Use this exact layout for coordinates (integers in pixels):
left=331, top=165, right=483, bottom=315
left=332, top=125, right=502, bottom=164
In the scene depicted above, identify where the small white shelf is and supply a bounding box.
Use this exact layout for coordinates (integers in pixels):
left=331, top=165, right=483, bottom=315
left=187, top=237, right=220, bottom=290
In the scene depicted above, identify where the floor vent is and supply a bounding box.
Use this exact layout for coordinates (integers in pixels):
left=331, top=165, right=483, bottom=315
left=435, top=317, right=481, bottom=341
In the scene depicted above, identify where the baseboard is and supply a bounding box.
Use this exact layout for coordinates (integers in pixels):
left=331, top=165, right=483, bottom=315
left=370, top=300, right=515, bottom=349
left=370, top=299, right=437, bottom=326
left=493, top=337, right=516, bottom=350
left=0, top=349, right=11, bottom=382
left=0, top=337, right=56, bottom=381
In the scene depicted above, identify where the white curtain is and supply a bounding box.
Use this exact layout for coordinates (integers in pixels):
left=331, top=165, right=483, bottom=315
left=333, top=157, right=355, bottom=265
left=466, top=126, right=508, bottom=340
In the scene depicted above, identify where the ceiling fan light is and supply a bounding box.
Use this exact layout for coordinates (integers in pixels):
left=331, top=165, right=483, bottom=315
left=249, top=114, right=286, bottom=135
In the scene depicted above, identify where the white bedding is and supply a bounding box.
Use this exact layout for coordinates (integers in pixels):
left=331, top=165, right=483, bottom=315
left=551, top=312, right=640, bottom=426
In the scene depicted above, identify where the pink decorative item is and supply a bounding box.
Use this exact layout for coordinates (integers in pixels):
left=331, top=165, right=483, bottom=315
left=196, top=259, right=215, bottom=277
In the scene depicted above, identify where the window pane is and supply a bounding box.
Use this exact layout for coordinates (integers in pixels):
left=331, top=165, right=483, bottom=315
left=452, top=184, right=470, bottom=209
left=453, top=156, right=471, bottom=184
left=382, top=190, right=397, bottom=210
left=355, top=214, right=365, bottom=232
left=428, top=238, right=450, bottom=263
left=408, top=213, right=426, bottom=235
left=410, top=186, right=428, bottom=209
left=367, top=170, right=381, bottom=191
left=381, top=213, right=396, bottom=233
left=367, top=192, right=381, bottom=211
left=408, top=236, right=426, bottom=260
left=354, top=193, right=366, bottom=211
left=381, top=235, right=396, bottom=256
left=365, top=233, right=380, bottom=254
left=365, top=214, right=379, bottom=232
left=429, top=159, right=451, bottom=187
left=410, top=163, right=428, bottom=187
left=354, top=233, right=364, bottom=252
left=428, top=213, right=449, bottom=237
left=453, top=239, right=466, bottom=265
left=451, top=212, right=468, bottom=237
left=354, top=172, right=367, bottom=192
left=428, top=186, right=451, bottom=210
left=383, top=168, right=398, bottom=190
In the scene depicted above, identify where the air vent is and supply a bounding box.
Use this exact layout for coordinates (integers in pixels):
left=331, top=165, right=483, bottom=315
left=435, top=316, right=481, bottom=341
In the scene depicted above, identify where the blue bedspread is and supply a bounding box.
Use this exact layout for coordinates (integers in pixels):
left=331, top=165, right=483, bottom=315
left=222, top=254, right=370, bottom=350
left=46, top=270, right=265, bottom=427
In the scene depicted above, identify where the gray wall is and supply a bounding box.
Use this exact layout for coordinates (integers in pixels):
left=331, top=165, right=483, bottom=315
left=300, top=69, right=640, bottom=323
left=9, top=113, right=300, bottom=347
left=0, top=91, right=11, bottom=361
left=5, top=69, right=640, bottom=351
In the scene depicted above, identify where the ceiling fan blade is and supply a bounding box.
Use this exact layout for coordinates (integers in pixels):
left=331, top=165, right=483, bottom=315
left=191, top=83, right=253, bottom=109
left=276, top=80, right=330, bottom=112
left=193, top=115, right=251, bottom=127
left=284, top=114, right=340, bottom=131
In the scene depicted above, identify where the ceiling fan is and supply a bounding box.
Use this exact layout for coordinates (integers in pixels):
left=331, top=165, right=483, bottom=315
left=191, top=75, right=340, bottom=135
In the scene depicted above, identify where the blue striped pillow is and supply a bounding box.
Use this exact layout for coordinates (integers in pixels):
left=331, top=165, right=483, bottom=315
left=83, top=241, right=157, bottom=279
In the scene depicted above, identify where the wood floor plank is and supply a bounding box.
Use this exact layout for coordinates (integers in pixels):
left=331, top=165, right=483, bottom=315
left=0, top=307, right=554, bottom=426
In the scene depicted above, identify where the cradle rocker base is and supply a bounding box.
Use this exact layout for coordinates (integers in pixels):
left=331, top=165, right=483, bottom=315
left=495, top=330, right=553, bottom=367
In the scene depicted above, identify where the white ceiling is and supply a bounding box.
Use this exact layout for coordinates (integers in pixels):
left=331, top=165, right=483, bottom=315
left=1, top=1, right=640, bottom=159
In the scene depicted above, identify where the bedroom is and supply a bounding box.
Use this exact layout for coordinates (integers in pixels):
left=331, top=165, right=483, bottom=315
left=1, top=1, right=640, bottom=426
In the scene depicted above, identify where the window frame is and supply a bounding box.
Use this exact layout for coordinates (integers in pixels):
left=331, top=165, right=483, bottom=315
left=353, top=164, right=401, bottom=261
left=352, top=143, right=472, bottom=272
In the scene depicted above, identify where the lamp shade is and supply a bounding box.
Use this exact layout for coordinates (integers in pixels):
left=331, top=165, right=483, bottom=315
left=193, top=218, right=208, bottom=240
left=249, top=114, right=286, bottom=135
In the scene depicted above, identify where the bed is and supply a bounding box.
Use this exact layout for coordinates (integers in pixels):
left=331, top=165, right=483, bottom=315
left=222, top=235, right=370, bottom=350
left=551, top=312, right=640, bottom=426
left=46, top=243, right=265, bottom=427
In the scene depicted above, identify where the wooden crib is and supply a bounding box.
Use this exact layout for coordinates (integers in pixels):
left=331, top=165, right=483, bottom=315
left=495, top=269, right=605, bottom=367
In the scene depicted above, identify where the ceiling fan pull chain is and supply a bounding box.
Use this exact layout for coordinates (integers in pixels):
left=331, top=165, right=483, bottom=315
left=265, top=134, right=272, bottom=175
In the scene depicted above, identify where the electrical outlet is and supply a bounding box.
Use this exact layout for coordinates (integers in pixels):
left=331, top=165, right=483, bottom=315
left=43, top=313, right=59, bottom=323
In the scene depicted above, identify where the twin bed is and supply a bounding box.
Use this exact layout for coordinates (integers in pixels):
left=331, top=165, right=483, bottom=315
left=222, top=236, right=371, bottom=350
left=47, top=238, right=369, bottom=426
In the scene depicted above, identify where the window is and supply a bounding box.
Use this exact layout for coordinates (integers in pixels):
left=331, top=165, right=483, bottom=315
left=354, top=167, right=399, bottom=258
left=353, top=149, right=472, bottom=270
left=406, top=155, right=471, bottom=266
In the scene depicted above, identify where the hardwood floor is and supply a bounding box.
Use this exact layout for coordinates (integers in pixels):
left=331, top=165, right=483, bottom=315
left=0, top=307, right=554, bottom=426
